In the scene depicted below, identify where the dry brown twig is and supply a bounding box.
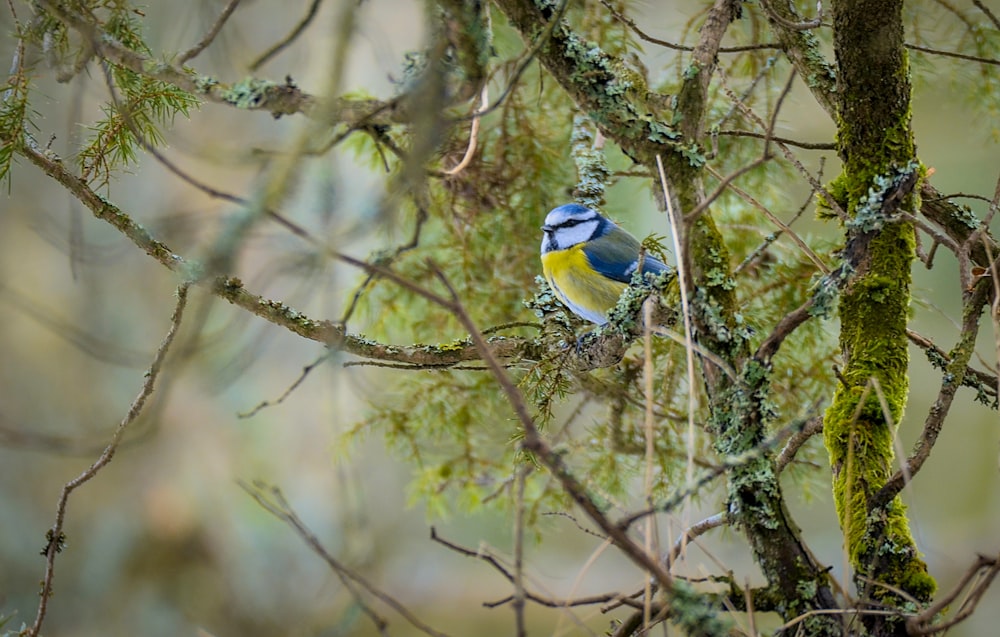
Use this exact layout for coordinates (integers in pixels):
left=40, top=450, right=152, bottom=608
left=430, top=528, right=640, bottom=612
left=28, top=283, right=191, bottom=637
left=717, top=73, right=847, bottom=221
left=907, top=553, right=1000, bottom=635
left=872, top=173, right=1000, bottom=507
left=242, top=481, right=450, bottom=637
left=177, top=0, right=245, bottom=64
left=249, top=0, right=325, bottom=70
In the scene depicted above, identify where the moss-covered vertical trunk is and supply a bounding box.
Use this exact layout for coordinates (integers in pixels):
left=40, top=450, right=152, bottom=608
left=825, top=0, right=937, bottom=631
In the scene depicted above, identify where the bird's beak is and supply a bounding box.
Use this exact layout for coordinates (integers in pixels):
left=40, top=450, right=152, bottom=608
left=541, top=225, right=554, bottom=233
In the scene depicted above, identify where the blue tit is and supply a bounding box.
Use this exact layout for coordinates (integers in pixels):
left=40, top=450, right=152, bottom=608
left=540, top=203, right=671, bottom=325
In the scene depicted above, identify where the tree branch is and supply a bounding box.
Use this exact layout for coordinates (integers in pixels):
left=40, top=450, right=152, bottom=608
left=28, top=283, right=190, bottom=637
left=758, top=0, right=837, bottom=117
left=249, top=0, right=324, bottom=70
left=874, top=275, right=994, bottom=507
left=34, top=0, right=406, bottom=123
left=176, top=0, right=245, bottom=64
left=907, top=553, right=1000, bottom=635
left=11, top=140, right=540, bottom=366
left=243, top=482, right=448, bottom=637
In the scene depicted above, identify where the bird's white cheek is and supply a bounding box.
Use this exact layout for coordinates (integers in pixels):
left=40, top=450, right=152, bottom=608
left=553, top=221, right=599, bottom=250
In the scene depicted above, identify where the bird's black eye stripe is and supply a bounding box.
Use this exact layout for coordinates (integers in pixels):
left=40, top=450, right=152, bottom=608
left=556, top=217, right=589, bottom=228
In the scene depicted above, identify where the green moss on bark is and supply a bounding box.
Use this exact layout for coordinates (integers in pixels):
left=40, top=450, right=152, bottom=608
left=824, top=0, right=937, bottom=612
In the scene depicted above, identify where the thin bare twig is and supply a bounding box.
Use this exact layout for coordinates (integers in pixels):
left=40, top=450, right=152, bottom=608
left=874, top=275, right=993, bottom=508
left=238, top=352, right=332, bottom=418
left=775, top=416, right=823, bottom=472
left=763, top=69, right=799, bottom=159
left=641, top=299, right=657, bottom=631
left=513, top=465, right=528, bottom=637
left=718, top=75, right=847, bottom=220
left=650, top=326, right=739, bottom=382
left=177, top=0, right=244, bottom=64
left=907, top=553, right=1000, bottom=635
left=444, top=84, right=488, bottom=175
left=684, top=71, right=795, bottom=221
left=657, top=155, right=700, bottom=505
left=601, top=0, right=779, bottom=52
left=249, top=0, right=324, bottom=70
left=683, top=155, right=772, bottom=222
left=665, top=512, right=727, bottom=567
left=28, top=283, right=191, bottom=637
left=973, top=0, right=1000, bottom=29
left=430, top=528, right=639, bottom=611
left=243, top=482, right=449, bottom=637
left=905, top=43, right=1000, bottom=67
left=716, top=129, right=835, bottom=150
left=777, top=607, right=900, bottom=633
left=755, top=300, right=816, bottom=363
left=707, top=165, right=830, bottom=273
left=736, top=172, right=822, bottom=276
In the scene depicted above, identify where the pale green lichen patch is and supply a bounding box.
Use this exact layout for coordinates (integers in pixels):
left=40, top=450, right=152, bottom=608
left=219, top=77, right=278, bottom=109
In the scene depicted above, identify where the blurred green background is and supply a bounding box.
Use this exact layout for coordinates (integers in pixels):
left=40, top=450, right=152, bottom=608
left=1, top=1, right=998, bottom=635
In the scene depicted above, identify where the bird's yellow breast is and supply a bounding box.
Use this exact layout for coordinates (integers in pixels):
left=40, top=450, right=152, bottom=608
left=541, top=246, right=627, bottom=324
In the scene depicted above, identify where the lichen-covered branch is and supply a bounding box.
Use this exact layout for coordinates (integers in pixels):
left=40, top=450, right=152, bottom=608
left=671, top=2, right=843, bottom=629
left=758, top=0, right=838, bottom=117
left=919, top=184, right=998, bottom=268
left=10, top=138, right=540, bottom=368
left=32, top=0, right=408, bottom=125
left=491, top=0, right=691, bottom=167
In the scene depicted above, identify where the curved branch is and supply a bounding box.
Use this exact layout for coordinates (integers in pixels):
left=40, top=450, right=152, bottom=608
left=13, top=140, right=539, bottom=367
left=249, top=0, right=324, bottom=71
left=920, top=184, right=998, bottom=269
left=758, top=0, right=837, bottom=117
left=492, top=0, right=689, bottom=167
left=907, top=553, right=1000, bottom=635
left=29, top=283, right=191, bottom=637
left=176, top=0, right=244, bottom=64
left=430, top=528, right=638, bottom=611
left=874, top=278, right=994, bottom=507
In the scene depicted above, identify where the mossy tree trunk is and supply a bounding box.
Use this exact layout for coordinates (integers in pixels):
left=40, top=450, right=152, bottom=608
left=824, top=1, right=937, bottom=633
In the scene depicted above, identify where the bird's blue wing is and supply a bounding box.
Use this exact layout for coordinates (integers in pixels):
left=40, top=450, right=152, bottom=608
left=583, top=229, right=670, bottom=284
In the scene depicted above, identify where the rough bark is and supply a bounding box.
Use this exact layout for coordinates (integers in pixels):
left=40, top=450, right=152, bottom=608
left=825, top=1, right=937, bottom=634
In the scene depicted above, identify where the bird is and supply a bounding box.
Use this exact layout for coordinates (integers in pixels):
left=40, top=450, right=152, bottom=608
left=540, top=203, right=671, bottom=325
